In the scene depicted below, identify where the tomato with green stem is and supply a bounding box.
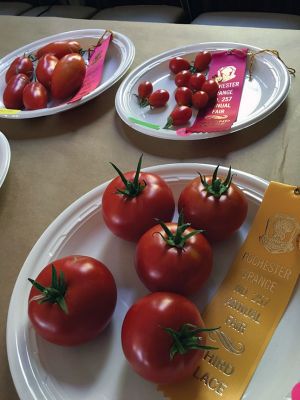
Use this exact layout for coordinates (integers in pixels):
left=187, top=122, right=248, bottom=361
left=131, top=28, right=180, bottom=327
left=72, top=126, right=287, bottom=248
left=164, top=105, right=192, bottom=128
left=102, top=155, right=175, bottom=242
left=122, top=292, right=218, bottom=384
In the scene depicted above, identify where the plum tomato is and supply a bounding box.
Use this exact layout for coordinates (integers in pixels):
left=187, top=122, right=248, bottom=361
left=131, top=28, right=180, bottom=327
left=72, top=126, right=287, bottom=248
left=36, top=54, right=59, bottom=89
left=3, top=73, right=30, bottom=109
left=5, top=56, right=34, bottom=83
left=194, top=51, right=212, bottom=72
left=175, top=70, right=192, bottom=88
left=135, top=212, right=213, bottom=295
left=201, top=79, right=219, bottom=98
left=36, top=40, right=81, bottom=59
left=122, top=292, right=217, bottom=384
left=169, top=57, right=190, bottom=74
left=23, top=82, right=48, bottom=110
left=102, top=155, right=175, bottom=242
left=51, top=53, right=86, bottom=100
left=138, top=81, right=153, bottom=99
left=192, top=90, right=209, bottom=110
left=28, top=255, right=117, bottom=346
left=175, top=86, right=193, bottom=106
left=188, top=73, right=206, bottom=92
left=178, top=166, right=248, bottom=242
left=164, top=105, right=192, bottom=128
left=148, top=89, right=169, bottom=108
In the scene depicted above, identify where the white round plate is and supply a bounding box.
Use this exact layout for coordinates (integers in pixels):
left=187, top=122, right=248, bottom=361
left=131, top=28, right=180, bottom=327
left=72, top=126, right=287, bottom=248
left=0, top=29, right=135, bottom=119
left=7, top=164, right=299, bottom=400
left=0, top=130, right=10, bottom=187
left=115, top=42, right=290, bottom=140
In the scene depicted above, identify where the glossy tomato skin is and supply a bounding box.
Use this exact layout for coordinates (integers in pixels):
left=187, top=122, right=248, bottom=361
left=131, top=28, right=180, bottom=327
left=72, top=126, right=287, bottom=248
left=135, top=223, right=212, bottom=295
left=148, top=89, right=169, bottom=107
left=28, top=255, right=117, bottom=346
left=23, top=82, right=48, bottom=110
left=169, top=57, right=190, bottom=74
left=121, top=292, right=206, bottom=384
left=178, top=176, right=248, bottom=242
left=192, top=90, right=209, bottom=110
left=175, top=70, right=192, bottom=87
left=5, top=56, right=34, bottom=83
left=138, top=81, right=153, bottom=99
left=170, top=105, right=192, bottom=126
left=102, top=171, right=175, bottom=242
left=36, top=40, right=81, bottom=59
left=51, top=53, right=86, bottom=100
left=194, top=51, right=212, bottom=72
left=188, top=73, right=206, bottom=92
left=175, top=86, right=193, bottom=106
left=201, top=79, right=219, bottom=98
left=36, top=54, right=58, bottom=89
left=3, top=73, right=30, bottom=109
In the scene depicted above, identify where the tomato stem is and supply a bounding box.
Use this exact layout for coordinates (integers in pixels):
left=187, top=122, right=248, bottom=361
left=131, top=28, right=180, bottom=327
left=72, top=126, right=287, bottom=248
left=163, top=116, right=173, bottom=129
left=199, top=165, right=234, bottom=198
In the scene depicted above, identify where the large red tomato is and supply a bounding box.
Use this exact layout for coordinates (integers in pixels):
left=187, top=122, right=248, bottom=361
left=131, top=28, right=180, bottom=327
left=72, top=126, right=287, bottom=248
left=36, top=54, right=58, bottom=89
left=135, top=213, right=212, bottom=295
left=178, top=166, right=248, bottom=242
left=35, top=40, right=81, bottom=59
left=122, top=292, right=215, bottom=384
left=28, top=255, right=117, bottom=346
left=102, top=156, right=175, bottom=242
left=51, top=53, right=86, bottom=100
left=23, top=82, right=48, bottom=110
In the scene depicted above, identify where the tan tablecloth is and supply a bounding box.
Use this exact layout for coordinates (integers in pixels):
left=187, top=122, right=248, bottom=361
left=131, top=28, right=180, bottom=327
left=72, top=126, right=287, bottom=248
left=0, top=16, right=299, bottom=399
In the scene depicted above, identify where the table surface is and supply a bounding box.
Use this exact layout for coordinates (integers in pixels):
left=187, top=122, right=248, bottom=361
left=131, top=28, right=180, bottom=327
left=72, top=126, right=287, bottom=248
left=0, top=15, right=299, bottom=400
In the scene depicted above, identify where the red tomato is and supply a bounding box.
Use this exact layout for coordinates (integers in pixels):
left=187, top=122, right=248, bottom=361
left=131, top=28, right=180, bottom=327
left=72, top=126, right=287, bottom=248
left=102, top=156, right=175, bottom=242
left=23, top=82, right=48, bottom=110
left=165, top=105, right=192, bottom=128
left=36, top=54, right=58, bottom=89
left=192, top=90, right=209, bottom=109
left=138, top=81, right=153, bottom=99
left=175, top=70, right=192, bottom=87
left=188, top=73, right=206, bottom=92
left=28, top=255, right=117, bottom=346
left=201, top=79, right=219, bottom=98
left=122, top=292, right=211, bottom=384
left=36, top=40, right=81, bottom=59
left=194, top=51, right=212, bottom=72
left=3, top=73, right=30, bottom=109
left=175, top=86, right=193, bottom=106
left=135, top=216, right=212, bottom=295
left=5, top=56, right=34, bottom=83
left=178, top=166, right=248, bottom=242
left=148, top=89, right=169, bottom=108
left=169, top=57, right=190, bottom=74
left=51, top=53, right=86, bottom=100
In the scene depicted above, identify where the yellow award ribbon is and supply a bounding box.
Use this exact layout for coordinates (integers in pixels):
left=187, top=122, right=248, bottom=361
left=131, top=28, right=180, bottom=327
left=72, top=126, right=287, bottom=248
left=160, top=181, right=300, bottom=400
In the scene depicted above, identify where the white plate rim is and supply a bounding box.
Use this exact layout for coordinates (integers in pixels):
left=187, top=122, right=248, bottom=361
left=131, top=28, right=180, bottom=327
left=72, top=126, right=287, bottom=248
left=6, top=163, right=269, bottom=400
left=0, top=29, right=135, bottom=119
left=115, top=41, right=290, bottom=141
left=0, top=130, right=11, bottom=187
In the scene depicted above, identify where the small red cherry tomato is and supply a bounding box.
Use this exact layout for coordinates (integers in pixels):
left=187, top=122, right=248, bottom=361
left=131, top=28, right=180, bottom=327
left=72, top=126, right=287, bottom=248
left=175, top=70, right=192, bottom=87
left=36, top=40, right=81, bottom=59
left=5, top=56, right=34, bottom=83
left=3, top=73, right=30, bottom=109
left=194, top=51, right=212, bottom=72
left=148, top=89, right=169, bottom=108
left=201, top=79, right=219, bottom=98
left=188, top=73, right=206, bottom=92
left=175, top=86, right=193, bottom=106
left=165, top=105, right=192, bottom=128
left=169, top=57, right=190, bottom=74
left=122, top=292, right=210, bottom=384
left=23, top=82, right=48, bottom=110
left=51, top=53, right=86, bottom=100
left=192, top=90, right=209, bottom=110
left=138, top=81, right=153, bottom=99
left=36, top=54, right=59, bottom=89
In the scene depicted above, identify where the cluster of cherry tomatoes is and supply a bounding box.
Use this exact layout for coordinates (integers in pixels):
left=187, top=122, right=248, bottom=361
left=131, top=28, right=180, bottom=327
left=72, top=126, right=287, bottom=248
left=27, top=156, right=248, bottom=385
left=3, top=40, right=86, bottom=110
left=136, top=51, right=220, bottom=128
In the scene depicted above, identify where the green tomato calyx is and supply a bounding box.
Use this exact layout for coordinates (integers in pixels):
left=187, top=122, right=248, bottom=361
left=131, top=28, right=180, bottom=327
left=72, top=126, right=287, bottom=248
left=110, top=154, right=147, bottom=198
left=163, top=323, right=219, bottom=359
left=28, top=265, right=68, bottom=314
left=199, top=165, right=233, bottom=198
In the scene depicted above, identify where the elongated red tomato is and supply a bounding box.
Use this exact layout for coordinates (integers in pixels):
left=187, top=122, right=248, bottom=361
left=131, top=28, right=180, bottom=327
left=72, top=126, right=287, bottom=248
left=165, top=105, right=192, bottom=128
left=36, top=40, right=81, bottom=59
left=175, top=86, right=193, bottom=106
left=23, top=82, right=48, bottom=110
left=148, top=89, right=169, bottom=108
left=28, top=255, right=117, bottom=346
left=102, top=156, right=175, bottom=242
left=36, top=54, right=58, bottom=89
left=178, top=166, right=248, bottom=242
left=3, top=73, right=30, bottom=109
left=135, top=216, right=213, bottom=295
left=169, top=57, right=190, bottom=74
left=5, top=56, right=34, bottom=83
left=51, top=53, right=86, bottom=100
left=194, top=51, right=212, bottom=72
left=122, top=292, right=211, bottom=384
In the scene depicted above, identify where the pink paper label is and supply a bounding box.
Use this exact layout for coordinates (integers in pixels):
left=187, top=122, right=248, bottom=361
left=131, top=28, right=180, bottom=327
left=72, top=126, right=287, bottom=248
left=68, top=33, right=112, bottom=103
left=177, top=48, right=248, bottom=136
